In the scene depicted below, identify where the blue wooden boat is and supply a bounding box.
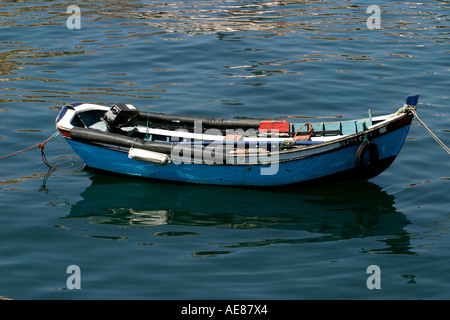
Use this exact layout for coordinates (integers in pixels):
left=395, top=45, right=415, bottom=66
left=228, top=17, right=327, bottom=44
left=55, top=94, right=419, bottom=186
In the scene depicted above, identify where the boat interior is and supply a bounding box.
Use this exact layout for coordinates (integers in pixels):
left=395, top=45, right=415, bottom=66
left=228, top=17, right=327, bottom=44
left=63, top=103, right=392, bottom=145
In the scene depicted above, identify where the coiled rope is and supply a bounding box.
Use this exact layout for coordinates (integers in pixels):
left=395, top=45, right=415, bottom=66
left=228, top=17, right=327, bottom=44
left=0, top=131, right=60, bottom=169
left=399, top=106, right=450, bottom=155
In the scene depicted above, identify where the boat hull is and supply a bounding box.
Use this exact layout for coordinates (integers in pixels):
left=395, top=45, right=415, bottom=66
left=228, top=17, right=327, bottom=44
left=65, top=119, right=411, bottom=186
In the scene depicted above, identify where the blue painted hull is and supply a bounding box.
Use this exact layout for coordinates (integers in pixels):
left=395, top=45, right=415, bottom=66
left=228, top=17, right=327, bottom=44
left=66, top=121, right=411, bottom=186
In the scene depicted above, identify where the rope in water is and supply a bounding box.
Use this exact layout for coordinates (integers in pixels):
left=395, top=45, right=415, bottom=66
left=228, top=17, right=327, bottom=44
left=0, top=131, right=60, bottom=169
left=407, top=107, right=450, bottom=155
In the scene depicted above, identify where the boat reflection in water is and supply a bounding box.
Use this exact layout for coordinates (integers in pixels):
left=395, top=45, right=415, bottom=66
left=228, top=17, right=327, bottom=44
left=65, top=175, right=413, bottom=254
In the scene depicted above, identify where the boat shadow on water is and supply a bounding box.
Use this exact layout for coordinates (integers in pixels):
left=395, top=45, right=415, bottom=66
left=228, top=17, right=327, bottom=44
left=63, top=174, right=415, bottom=255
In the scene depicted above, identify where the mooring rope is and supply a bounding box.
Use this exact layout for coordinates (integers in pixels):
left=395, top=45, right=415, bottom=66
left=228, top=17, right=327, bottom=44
left=401, top=106, right=450, bottom=155
left=0, top=131, right=60, bottom=169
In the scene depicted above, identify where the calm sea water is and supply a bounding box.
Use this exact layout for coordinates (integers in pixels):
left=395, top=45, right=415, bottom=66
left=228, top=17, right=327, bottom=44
left=0, top=0, right=449, bottom=301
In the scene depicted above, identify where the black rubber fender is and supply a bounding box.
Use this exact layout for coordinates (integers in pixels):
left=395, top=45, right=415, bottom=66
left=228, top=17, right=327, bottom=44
left=355, top=140, right=379, bottom=169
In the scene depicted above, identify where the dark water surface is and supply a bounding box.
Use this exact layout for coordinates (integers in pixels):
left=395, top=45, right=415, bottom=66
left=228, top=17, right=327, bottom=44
left=0, top=0, right=449, bottom=300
